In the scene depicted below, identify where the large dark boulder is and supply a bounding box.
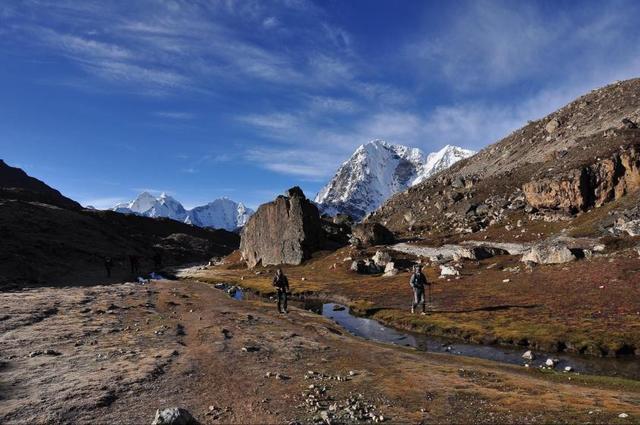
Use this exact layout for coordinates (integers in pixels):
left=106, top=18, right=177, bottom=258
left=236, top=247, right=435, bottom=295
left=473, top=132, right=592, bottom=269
left=240, top=187, right=324, bottom=267
left=350, top=222, right=395, bottom=247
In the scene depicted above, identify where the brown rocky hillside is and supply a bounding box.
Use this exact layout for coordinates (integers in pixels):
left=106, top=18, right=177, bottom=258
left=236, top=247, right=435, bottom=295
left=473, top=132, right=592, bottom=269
left=370, top=78, right=640, bottom=240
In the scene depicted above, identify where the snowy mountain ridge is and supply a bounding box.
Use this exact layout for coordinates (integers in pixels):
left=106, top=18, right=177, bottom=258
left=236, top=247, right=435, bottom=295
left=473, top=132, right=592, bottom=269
left=315, top=140, right=475, bottom=220
left=113, top=193, right=253, bottom=231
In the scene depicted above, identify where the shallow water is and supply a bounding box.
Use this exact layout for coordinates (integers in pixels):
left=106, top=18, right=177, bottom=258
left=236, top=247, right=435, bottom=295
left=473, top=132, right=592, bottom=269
left=319, top=302, right=640, bottom=381
left=216, top=284, right=640, bottom=381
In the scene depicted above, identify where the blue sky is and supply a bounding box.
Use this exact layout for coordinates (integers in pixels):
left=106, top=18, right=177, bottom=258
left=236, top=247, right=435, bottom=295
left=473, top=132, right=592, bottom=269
left=1, top=0, right=640, bottom=209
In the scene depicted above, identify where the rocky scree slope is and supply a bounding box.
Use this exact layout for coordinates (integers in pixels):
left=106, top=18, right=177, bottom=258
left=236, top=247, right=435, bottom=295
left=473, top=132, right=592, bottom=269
left=369, top=78, right=640, bottom=239
left=315, top=141, right=473, bottom=220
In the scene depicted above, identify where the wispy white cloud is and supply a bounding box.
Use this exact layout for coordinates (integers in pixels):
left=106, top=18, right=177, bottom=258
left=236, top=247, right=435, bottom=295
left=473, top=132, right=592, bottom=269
left=262, top=16, right=279, bottom=29
left=407, top=0, right=640, bottom=91
left=131, top=187, right=173, bottom=196
left=245, top=147, right=339, bottom=179
left=238, top=113, right=300, bottom=131
left=79, top=196, right=127, bottom=209
left=4, top=0, right=360, bottom=95
left=153, top=111, right=195, bottom=120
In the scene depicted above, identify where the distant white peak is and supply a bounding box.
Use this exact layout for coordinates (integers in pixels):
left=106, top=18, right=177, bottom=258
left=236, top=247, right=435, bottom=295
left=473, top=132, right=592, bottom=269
left=315, top=141, right=475, bottom=220
left=112, top=193, right=253, bottom=231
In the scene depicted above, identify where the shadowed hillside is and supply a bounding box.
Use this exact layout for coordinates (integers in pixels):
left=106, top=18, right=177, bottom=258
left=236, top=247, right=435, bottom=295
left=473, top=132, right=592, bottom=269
left=0, top=161, right=239, bottom=288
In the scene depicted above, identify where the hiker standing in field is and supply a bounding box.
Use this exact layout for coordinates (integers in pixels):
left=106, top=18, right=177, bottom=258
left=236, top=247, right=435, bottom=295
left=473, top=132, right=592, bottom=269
left=104, top=257, right=113, bottom=278
left=410, top=264, right=429, bottom=315
left=272, top=268, right=290, bottom=314
left=129, top=255, right=140, bottom=274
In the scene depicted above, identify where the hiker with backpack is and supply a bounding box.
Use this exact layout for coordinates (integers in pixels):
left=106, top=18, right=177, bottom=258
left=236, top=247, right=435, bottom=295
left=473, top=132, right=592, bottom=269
left=272, top=268, right=290, bottom=314
left=410, top=264, right=430, bottom=314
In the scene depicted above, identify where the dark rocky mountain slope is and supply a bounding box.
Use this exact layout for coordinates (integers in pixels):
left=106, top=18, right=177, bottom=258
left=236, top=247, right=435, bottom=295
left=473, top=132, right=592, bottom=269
left=0, top=159, right=81, bottom=210
left=0, top=162, right=239, bottom=287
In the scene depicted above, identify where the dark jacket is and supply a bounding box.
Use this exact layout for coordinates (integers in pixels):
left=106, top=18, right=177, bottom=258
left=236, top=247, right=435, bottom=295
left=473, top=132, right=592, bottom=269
left=410, top=272, right=428, bottom=289
left=273, top=274, right=289, bottom=291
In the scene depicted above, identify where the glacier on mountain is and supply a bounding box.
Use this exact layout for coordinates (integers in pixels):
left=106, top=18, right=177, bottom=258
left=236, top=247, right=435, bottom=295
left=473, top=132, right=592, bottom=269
left=315, top=140, right=475, bottom=220
left=113, top=193, right=253, bottom=231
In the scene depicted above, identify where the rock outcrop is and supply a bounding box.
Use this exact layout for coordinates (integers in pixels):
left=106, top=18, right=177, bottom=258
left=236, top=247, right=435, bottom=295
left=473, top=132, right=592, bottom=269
left=521, top=243, right=576, bottom=264
left=372, top=250, right=392, bottom=267
left=240, top=187, right=324, bottom=267
left=350, top=222, right=395, bottom=247
left=152, top=407, right=199, bottom=425
left=383, top=262, right=399, bottom=277
left=523, top=146, right=640, bottom=213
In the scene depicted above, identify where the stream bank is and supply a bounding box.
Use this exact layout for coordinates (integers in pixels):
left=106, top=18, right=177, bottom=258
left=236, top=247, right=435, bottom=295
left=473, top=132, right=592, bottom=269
left=212, top=283, right=640, bottom=382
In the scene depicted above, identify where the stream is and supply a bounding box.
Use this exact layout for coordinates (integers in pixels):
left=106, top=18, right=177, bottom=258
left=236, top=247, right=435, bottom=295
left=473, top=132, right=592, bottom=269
left=217, top=284, right=640, bottom=381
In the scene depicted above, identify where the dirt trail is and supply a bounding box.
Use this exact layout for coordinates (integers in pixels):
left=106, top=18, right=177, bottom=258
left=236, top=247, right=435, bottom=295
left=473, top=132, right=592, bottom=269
left=1, top=280, right=639, bottom=424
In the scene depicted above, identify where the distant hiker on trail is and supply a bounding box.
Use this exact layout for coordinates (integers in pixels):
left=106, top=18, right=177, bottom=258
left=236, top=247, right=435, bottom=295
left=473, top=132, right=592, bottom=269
left=410, top=264, right=429, bottom=315
left=153, top=252, right=163, bottom=271
left=272, top=268, right=290, bottom=314
left=104, top=257, right=113, bottom=278
left=129, top=255, right=140, bottom=274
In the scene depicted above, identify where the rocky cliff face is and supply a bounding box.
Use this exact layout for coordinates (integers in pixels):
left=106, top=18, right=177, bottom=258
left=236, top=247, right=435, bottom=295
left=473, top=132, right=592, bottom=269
left=240, top=187, right=324, bottom=267
left=523, top=143, right=640, bottom=213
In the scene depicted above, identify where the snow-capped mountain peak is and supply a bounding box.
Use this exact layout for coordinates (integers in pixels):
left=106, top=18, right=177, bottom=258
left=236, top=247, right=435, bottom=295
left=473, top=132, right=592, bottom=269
left=315, top=141, right=475, bottom=220
left=413, top=144, right=476, bottom=185
left=128, top=191, right=158, bottom=214
left=112, top=193, right=253, bottom=231
left=185, top=198, right=253, bottom=230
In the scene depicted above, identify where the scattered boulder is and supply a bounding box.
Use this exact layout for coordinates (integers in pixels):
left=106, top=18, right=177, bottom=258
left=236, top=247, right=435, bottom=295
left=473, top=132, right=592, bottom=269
left=545, top=118, right=560, bottom=133
left=371, top=250, right=391, bottom=267
left=383, top=262, right=398, bottom=277
left=350, top=260, right=364, bottom=273
left=521, top=243, right=576, bottom=264
left=522, top=350, right=535, bottom=361
left=152, top=407, right=199, bottom=425
left=350, top=260, right=381, bottom=274
left=451, top=176, right=465, bottom=189
left=545, top=358, right=558, bottom=368
left=350, top=223, right=395, bottom=248
left=240, top=187, right=324, bottom=267
left=363, top=259, right=382, bottom=274
left=439, top=265, right=460, bottom=277
left=614, top=218, right=640, bottom=236
left=333, top=213, right=354, bottom=226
